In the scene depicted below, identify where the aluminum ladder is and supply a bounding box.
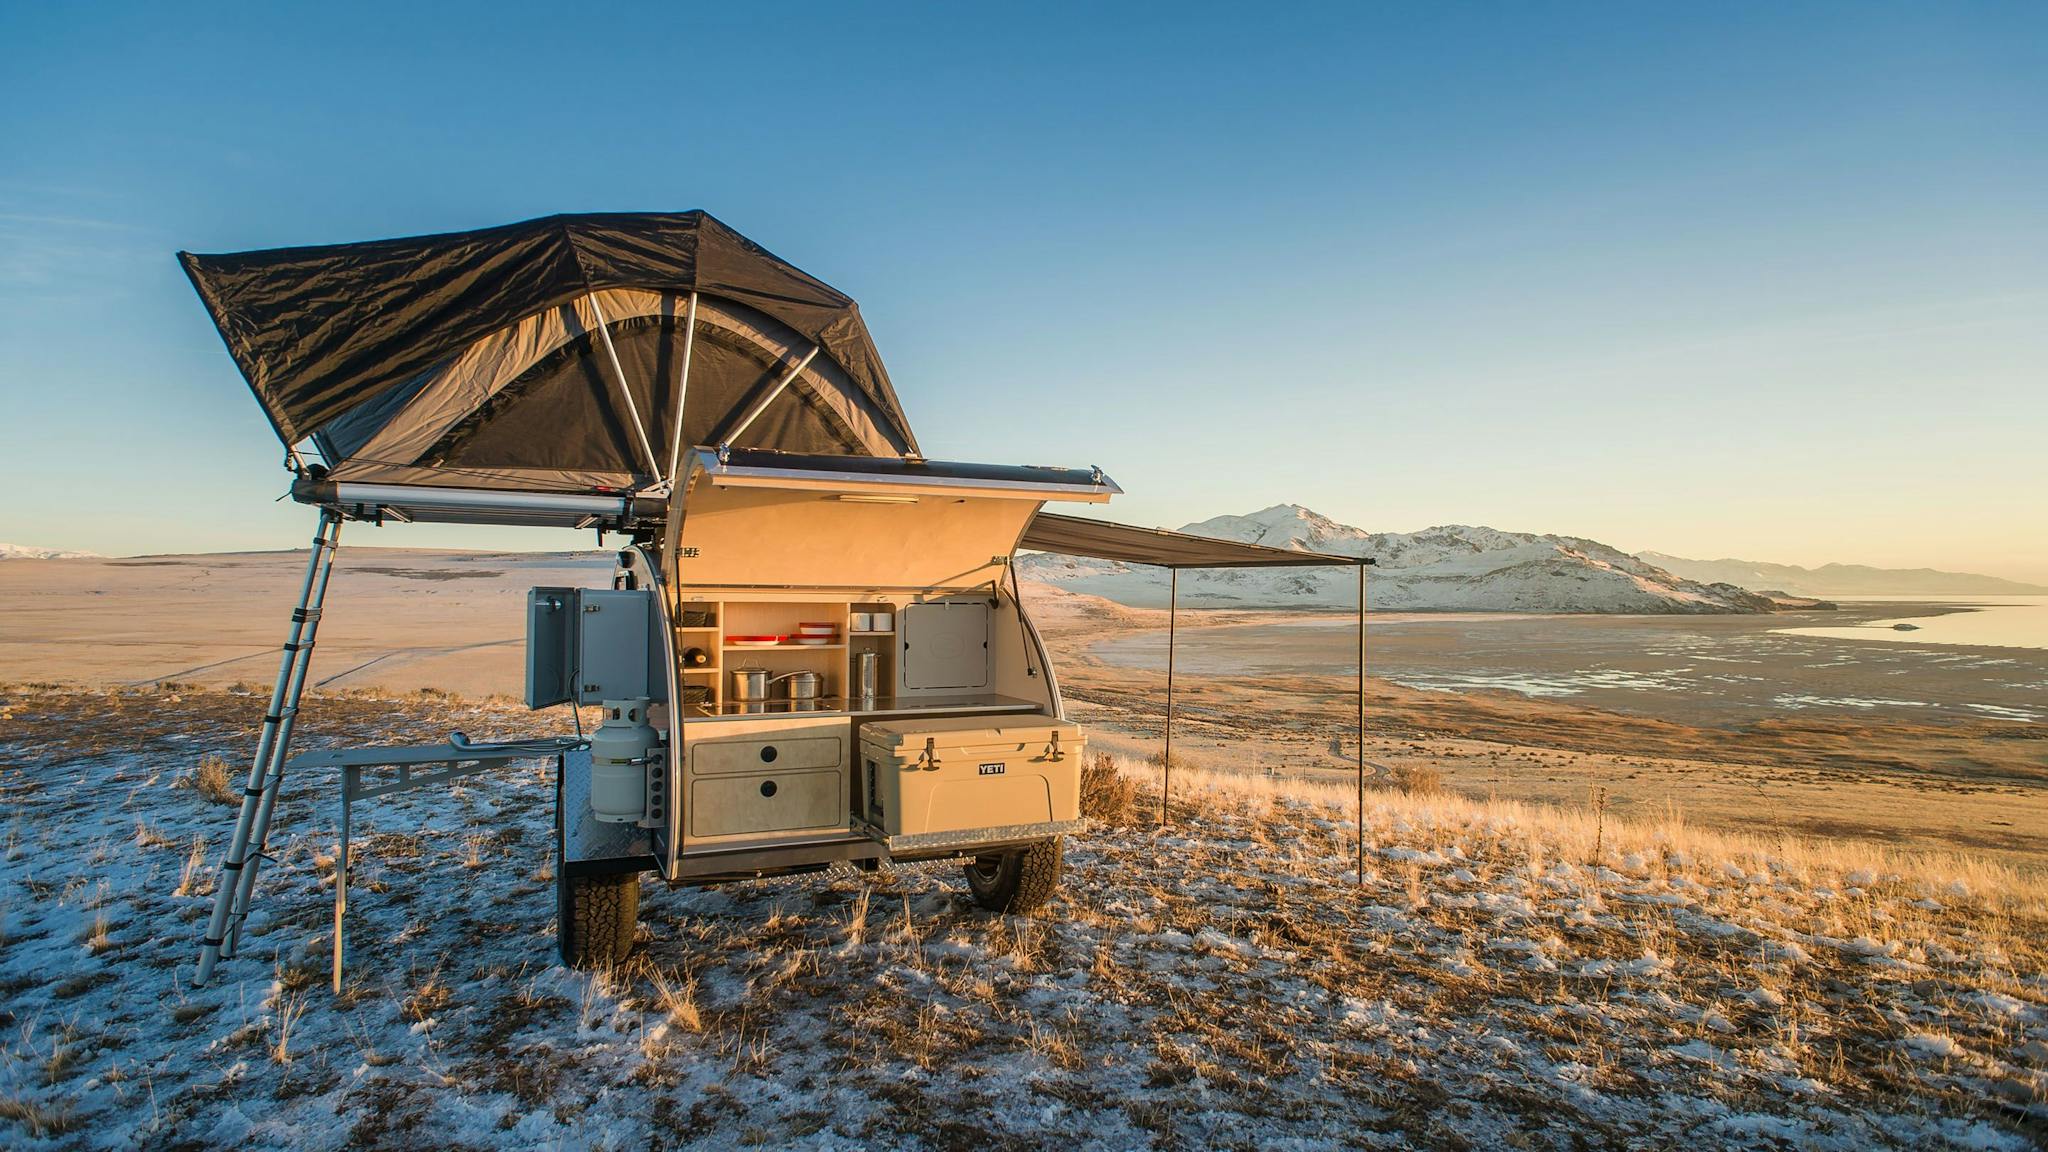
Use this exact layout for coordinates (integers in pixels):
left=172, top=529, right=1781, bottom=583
left=194, top=510, right=342, bottom=984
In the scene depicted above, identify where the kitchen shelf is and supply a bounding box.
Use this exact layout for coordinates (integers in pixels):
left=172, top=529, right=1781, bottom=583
left=682, top=667, right=721, bottom=675
left=847, top=630, right=895, bottom=637
left=723, top=643, right=846, bottom=651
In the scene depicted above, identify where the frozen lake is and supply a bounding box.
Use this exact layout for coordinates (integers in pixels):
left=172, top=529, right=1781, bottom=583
left=1775, top=596, right=2048, bottom=651
left=1088, top=602, right=2048, bottom=727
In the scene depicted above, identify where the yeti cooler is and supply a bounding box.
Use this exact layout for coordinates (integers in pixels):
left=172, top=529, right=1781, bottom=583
left=859, top=715, right=1084, bottom=851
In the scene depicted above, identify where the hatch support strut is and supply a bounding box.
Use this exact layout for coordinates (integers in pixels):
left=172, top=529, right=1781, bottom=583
left=195, top=508, right=343, bottom=984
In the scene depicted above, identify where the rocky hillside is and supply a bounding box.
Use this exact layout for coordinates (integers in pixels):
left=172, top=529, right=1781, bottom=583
left=1018, top=505, right=1778, bottom=613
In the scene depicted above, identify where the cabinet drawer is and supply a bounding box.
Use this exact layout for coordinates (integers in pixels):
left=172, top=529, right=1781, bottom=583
left=690, top=733, right=843, bottom=777
left=689, top=769, right=844, bottom=838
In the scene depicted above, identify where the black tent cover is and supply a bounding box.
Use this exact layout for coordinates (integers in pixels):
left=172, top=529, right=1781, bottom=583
left=1021, top=512, right=1367, bottom=569
left=180, top=211, right=917, bottom=465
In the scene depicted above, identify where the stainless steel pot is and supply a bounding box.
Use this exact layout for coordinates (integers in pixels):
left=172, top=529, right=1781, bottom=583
left=731, top=667, right=771, bottom=707
left=777, top=670, right=822, bottom=705
left=731, top=668, right=823, bottom=713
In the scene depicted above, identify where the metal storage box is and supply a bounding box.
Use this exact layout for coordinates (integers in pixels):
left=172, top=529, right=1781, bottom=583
left=859, top=715, right=1083, bottom=849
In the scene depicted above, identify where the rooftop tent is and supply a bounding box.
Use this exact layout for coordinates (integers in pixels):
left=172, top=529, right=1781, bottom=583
left=181, top=212, right=918, bottom=498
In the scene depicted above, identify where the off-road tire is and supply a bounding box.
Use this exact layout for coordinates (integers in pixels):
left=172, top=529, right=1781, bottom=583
left=557, top=870, right=640, bottom=967
left=963, top=837, right=1063, bottom=914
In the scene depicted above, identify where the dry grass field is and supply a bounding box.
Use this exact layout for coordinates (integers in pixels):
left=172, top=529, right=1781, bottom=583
left=0, top=684, right=2042, bottom=1149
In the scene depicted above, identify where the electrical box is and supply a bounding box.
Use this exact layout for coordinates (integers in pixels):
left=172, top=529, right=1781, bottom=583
left=524, top=587, right=654, bottom=709
left=900, top=601, right=990, bottom=690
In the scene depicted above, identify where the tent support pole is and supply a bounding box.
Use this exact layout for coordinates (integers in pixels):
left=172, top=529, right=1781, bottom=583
left=586, top=293, right=664, bottom=483
left=719, top=344, right=820, bottom=450
left=1357, top=563, right=1367, bottom=885
left=1163, top=568, right=1177, bottom=825
left=664, top=292, right=699, bottom=484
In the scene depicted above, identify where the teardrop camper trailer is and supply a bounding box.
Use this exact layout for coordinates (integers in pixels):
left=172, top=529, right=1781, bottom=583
left=179, top=212, right=1367, bottom=989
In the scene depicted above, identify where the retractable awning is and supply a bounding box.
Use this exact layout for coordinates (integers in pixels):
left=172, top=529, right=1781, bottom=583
left=1021, top=512, right=1366, bottom=568
left=1021, top=510, right=1373, bottom=863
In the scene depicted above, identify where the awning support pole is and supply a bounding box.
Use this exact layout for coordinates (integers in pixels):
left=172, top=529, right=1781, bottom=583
left=1357, top=563, right=1367, bottom=885
left=1162, top=568, right=1177, bottom=824
left=663, top=292, right=699, bottom=486
left=586, top=293, right=664, bottom=483
left=718, top=344, right=820, bottom=451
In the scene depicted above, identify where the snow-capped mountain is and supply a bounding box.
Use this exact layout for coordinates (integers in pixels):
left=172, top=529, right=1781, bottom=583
left=1016, top=504, right=1778, bottom=613
left=0, top=543, right=101, bottom=560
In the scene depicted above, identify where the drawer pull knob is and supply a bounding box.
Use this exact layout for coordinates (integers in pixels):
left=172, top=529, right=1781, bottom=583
left=760, top=780, right=778, bottom=798
left=759, top=745, right=778, bottom=763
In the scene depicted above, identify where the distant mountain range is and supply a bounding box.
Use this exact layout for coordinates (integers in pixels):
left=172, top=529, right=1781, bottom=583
left=1636, top=553, right=2048, bottom=597
left=1017, top=505, right=1789, bottom=614
left=0, top=543, right=101, bottom=560
left=14, top=524, right=2028, bottom=608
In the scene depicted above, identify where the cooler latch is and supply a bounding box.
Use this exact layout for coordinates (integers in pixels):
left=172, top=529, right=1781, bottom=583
left=1047, top=731, right=1064, bottom=761
left=914, top=737, right=940, bottom=771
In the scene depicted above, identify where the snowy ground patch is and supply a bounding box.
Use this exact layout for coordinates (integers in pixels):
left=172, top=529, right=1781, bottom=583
left=0, top=685, right=2043, bottom=1149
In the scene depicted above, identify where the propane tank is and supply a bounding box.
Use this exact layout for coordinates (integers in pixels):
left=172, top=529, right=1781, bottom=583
left=589, top=697, right=658, bottom=824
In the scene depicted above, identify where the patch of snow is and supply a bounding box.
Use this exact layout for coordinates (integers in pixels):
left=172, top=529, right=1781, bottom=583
left=0, top=542, right=102, bottom=559
left=1902, top=1031, right=1963, bottom=1060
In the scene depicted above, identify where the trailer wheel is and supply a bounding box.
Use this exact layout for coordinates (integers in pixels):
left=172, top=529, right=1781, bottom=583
left=963, top=837, right=1063, bottom=914
left=557, top=869, right=640, bottom=967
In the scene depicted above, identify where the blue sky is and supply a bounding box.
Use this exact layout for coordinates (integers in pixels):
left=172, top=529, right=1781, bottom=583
left=2, top=2, right=2043, bottom=578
